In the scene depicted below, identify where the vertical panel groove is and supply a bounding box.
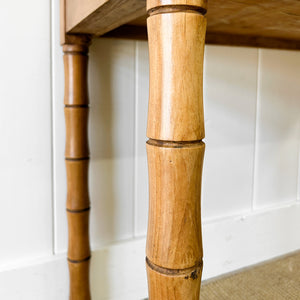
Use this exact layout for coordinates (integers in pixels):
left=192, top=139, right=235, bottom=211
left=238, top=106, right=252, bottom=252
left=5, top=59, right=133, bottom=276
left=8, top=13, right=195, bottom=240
left=254, top=49, right=300, bottom=208
left=252, top=48, right=261, bottom=212
left=297, top=146, right=300, bottom=202
left=134, top=41, right=139, bottom=238
left=50, top=0, right=55, bottom=255
left=297, top=118, right=300, bottom=202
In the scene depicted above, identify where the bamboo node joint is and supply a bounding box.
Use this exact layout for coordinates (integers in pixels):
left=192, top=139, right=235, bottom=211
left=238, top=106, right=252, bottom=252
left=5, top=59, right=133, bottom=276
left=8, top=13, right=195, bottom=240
left=146, top=257, right=203, bottom=277
left=147, top=138, right=204, bottom=148
left=66, top=207, right=91, bottom=213
left=65, top=157, right=90, bottom=161
left=147, top=5, right=207, bottom=16
left=68, top=256, right=91, bottom=264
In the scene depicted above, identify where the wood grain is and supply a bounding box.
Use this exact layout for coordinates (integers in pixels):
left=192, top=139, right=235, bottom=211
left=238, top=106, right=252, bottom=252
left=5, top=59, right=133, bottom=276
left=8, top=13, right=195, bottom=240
left=64, top=52, right=89, bottom=105
left=66, top=160, right=89, bottom=211
left=206, top=0, right=300, bottom=41
left=146, top=142, right=205, bottom=269
left=67, top=210, right=91, bottom=261
left=65, top=107, right=89, bottom=159
left=67, top=0, right=146, bottom=36
left=147, top=12, right=206, bottom=141
left=146, top=1, right=206, bottom=298
left=63, top=0, right=300, bottom=50
left=68, top=260, right=91, bottom=300
left=205, top=33, right=300, bottom=51
left=62, top=0, right=300, bottom=50
left=103, top=25, right=300, bottom=50
left=63, top=36, right=91, bottom=300
left=66, top=0, right=108, bottom=32
left=146, top=261, right=202, bottom=300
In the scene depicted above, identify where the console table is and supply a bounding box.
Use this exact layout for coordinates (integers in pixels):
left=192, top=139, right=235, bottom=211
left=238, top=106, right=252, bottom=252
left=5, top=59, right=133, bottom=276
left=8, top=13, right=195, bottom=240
left=60, top=1, right=300, bottom=299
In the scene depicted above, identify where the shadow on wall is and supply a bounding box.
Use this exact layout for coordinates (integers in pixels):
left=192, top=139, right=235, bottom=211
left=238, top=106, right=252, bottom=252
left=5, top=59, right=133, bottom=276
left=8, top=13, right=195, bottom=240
left=88, top=38, right=114, bottom=298
left=88, top=38, right=136, bottom=298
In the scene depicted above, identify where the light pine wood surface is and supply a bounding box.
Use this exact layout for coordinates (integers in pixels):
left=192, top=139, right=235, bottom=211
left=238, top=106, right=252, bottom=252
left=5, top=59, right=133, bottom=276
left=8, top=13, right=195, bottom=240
left=146, top=141, right=205, bottom=269
left=147, top=11, right=206, bottom=141
left=145, top=1, right=207, bottom=298
left=66, top=0, right=146, bottom=36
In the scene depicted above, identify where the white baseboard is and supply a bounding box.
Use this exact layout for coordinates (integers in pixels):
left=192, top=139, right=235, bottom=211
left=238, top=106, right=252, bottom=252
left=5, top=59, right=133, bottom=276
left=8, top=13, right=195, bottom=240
left=202, top=201, right=300, bottom=280
left=1, top=202, right=299, bottom=300
left=0, top=255, right=68, bottom=300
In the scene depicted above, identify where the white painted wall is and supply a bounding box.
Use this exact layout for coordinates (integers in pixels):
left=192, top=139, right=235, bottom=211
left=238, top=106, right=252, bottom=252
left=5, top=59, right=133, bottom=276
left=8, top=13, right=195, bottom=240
left=0, top=0, right=300, bottom=299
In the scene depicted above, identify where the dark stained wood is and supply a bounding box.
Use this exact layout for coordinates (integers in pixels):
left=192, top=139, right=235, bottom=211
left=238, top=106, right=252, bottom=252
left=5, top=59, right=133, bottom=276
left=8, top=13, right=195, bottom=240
left=64, top=0, right=300, bottom=50
left=102, top=25, right=148, bottom=40
left=205, top=33, right=300, bottom=51
left=103, top=25, right=300, bottom=50
left=68, top=260, right=91, bottom=300
left=63, top=36, right=91, bottom=300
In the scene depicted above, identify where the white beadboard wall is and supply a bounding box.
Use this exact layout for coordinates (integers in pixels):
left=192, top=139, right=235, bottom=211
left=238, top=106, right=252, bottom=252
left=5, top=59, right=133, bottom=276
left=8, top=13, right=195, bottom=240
left=1, top=0, right=300, bottom=299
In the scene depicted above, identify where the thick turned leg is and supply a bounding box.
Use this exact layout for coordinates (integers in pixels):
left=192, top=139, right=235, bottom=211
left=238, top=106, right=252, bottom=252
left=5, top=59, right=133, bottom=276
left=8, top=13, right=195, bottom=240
left=63, top=35, right=91, bottom=300
left=146, top=1, right=207, bottom=299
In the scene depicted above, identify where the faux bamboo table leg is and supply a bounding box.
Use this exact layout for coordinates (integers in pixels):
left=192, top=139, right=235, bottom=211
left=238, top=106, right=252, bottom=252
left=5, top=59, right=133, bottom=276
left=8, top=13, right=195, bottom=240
left=63, top=35, right=91, bottom=300
left=146, top=1, right=207, bottom=299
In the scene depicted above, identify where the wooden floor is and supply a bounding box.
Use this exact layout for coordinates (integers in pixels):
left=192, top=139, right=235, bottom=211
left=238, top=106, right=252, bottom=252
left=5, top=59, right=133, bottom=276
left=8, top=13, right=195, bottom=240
left=201, top=251, right=300, bottom=299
